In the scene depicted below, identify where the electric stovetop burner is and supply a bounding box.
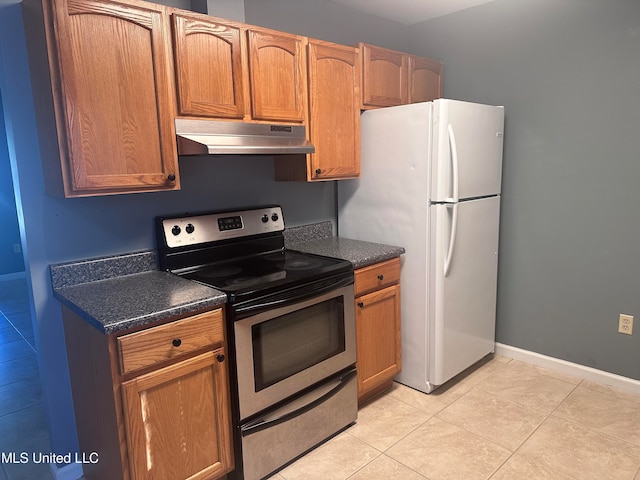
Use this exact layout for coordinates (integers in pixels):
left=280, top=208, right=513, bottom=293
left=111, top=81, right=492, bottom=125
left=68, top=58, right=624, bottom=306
left=156, top=206, right=353, bottom=303
left=181, top=250, right=349, bottom=295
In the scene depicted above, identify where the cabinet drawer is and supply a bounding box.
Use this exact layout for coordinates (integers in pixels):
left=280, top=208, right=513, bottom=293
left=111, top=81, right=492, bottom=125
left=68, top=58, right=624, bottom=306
left=354, top=257, right=401, bottom=297
left=118, top=309, right=224, bottom=375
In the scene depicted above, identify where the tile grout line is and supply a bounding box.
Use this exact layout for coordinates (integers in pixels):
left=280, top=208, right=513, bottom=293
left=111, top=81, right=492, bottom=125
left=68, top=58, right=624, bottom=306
left=0, top=306, right=36, bottom=355
left=485, top=379, right=584, bottom=480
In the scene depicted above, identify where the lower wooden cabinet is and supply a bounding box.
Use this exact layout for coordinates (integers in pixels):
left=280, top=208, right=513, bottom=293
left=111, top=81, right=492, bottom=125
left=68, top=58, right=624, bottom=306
left=63, top=307, right=234, bottom=480
left=353, top=258, right=402, bottom=403
left=122, top=350, right=233, bottom=480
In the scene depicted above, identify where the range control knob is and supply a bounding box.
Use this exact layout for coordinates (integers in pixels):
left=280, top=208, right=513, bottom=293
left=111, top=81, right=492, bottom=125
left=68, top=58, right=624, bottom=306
left=171, top=225, right=181, bottom=236
left=271, top=213, right=279, bottom=222
left=185, top=223, right=195, bottom=234
left=261, top=214, right=269, bottom=223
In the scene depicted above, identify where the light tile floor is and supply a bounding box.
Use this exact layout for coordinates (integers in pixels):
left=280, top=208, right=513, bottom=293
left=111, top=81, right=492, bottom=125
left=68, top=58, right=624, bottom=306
left=271, top=355, right=640, bottom=480
left=3, top=278, right=640, bottom=480
left=0, top=278, right=53, bottom=480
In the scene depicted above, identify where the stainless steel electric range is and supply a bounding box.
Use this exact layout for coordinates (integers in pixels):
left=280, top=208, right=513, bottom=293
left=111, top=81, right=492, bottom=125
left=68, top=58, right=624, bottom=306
left=156, top=206, right=357, bottom=480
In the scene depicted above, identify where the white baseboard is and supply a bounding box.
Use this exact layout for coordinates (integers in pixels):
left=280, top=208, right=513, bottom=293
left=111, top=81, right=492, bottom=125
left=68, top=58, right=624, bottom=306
left=495, top=343, right=640, bottom=395
left=0, top=271, right=26, bottom=281
left=50, top=461, right=83, bottom=480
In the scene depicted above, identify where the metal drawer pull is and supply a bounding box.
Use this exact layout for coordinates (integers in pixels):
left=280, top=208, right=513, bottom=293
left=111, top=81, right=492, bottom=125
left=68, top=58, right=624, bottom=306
left=377, top=274, right=384, bottom=281
left=357, top=302, right=364, bottom=308
left=172, top=338, right=182, bottom=347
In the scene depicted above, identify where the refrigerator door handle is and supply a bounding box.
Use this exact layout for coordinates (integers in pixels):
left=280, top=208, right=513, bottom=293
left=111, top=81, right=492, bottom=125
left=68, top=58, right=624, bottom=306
left=448, top=124, right=460, bottom=202
left=444, top=204, right=458, bottom=277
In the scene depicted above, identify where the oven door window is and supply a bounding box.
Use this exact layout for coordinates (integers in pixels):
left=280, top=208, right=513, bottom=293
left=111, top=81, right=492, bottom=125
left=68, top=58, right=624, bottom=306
left=252, top=297, right=345, bottom=392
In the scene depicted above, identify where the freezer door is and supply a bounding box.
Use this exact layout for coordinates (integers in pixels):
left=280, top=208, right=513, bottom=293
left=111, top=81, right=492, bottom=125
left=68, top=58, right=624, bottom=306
left=429, top=196, right=500, bottom=387
left=431, top=99, right=504, bottom=202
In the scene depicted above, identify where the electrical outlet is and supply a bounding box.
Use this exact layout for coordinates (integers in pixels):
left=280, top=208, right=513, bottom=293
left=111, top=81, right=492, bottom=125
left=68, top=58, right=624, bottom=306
left=618, top=314, right=633, bottom=335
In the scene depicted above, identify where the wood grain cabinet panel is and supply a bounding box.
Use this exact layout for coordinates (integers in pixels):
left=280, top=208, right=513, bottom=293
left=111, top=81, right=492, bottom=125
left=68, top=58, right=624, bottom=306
left=354, top=258, right=402, bottom=403
left=122, top=350, right=234, bottom=480
left=409, top=55, right=443, bottom=103
left=172, top=12, right=245, bottom=118
left=360, top=43, right=408, bottom=108
left=274, top=39, right=360, bottom=181
left=360, top=42, right=442, bottom=109
left=42, top=0, right=179, bottom=196
left=118, top=309, right=224, bottom=374
left=62, top=307, right=233, bottom=480
left=354, top=257, right=401, bottom=297
left=355, top=284, right=401, bottom=402
left=307, top=40, right=360, bottom=180
left=247, top=29, right=307, bottom=122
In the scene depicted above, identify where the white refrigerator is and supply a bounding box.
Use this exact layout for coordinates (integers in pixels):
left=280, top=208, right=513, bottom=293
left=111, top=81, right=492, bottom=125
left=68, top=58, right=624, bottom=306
left=338, top=99, right=504, bottom=393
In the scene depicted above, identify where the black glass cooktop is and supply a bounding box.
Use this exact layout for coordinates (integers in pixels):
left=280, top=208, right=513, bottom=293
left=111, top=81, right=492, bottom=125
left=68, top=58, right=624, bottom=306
left=180, top=249, right=353, bottom=299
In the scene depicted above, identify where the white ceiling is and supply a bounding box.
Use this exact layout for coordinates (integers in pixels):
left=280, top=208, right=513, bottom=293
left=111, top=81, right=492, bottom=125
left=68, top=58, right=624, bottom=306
left=329, top=0, right=498, bottom=25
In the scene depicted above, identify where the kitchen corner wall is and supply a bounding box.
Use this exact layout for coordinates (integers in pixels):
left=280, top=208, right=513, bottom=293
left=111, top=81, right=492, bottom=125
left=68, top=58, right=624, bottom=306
left=0, top=0, right=408, bottom=470
left=409, top=0, right=640, bottom=379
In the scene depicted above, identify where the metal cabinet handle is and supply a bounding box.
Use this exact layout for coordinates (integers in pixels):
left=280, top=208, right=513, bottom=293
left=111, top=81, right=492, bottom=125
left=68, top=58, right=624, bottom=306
left=315, top=168, right=322, bottom=175
left=377, top=274, right=384, bottom=281
left=167, top=173, right=176, bottom=182
left=216, top=354, right=226, bottom=363
left=172, top=338, right=182, bottom=347
left=357, top=301, right=364, bottom=308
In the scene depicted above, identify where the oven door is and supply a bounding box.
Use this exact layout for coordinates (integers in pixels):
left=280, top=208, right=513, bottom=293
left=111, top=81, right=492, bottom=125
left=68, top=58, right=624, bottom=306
left=233, top=280, right=356, bottom=421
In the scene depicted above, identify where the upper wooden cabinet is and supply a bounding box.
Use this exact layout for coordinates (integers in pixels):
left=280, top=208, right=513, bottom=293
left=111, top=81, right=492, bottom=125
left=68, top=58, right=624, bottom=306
left=307, top=40, right=360, bottom=179
left=247, top=29, right=307, bottom=123
left=172, top=13, right=245, bottom=119
left=171, top=11, right=307, bottom=124
left=37, top=0, right=180, bottom=196
left=360, top=43, right=408, bottom=108
left=275, top=39, right=360, bottom=181
left=360, top=43, right=442, bottom=109
left=409, top=55, right=443, bottom=103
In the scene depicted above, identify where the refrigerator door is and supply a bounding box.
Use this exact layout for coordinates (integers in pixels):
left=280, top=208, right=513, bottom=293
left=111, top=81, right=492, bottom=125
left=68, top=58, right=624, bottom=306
left=431, top=99, right=504, bottom=202
left=428, top=196, right=500, bottom=387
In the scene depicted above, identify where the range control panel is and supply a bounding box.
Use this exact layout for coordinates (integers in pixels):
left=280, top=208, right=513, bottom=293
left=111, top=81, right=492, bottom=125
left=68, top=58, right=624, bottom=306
left=160, top=206, right=285, bottom=248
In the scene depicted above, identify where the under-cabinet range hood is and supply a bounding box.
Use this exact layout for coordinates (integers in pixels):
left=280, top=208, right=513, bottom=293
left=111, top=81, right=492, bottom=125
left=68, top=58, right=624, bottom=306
left=175, top=118, right=315, bottom=156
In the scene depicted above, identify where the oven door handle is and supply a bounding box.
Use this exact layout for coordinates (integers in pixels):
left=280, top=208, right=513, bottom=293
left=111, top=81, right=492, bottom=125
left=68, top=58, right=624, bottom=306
left=234, top=275, right=354, bottom=316
left=240, top=368, right=356, bottom=437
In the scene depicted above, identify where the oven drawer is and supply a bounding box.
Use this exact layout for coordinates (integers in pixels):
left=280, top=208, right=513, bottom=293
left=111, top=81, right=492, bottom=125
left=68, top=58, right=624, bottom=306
left=240, top=368, right=357, bottom=480
left=118, top=309, right=224, bottom=375
left=354, top=257, right=400, bottom=297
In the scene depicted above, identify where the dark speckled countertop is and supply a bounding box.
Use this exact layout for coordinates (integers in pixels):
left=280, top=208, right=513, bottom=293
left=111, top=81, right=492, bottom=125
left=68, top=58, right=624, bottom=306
left=290, top=236, right=405, bottom=269
left=285, top=221, right=405, bottom=269
left=51, top=223, right=403, bottom=334
left=51, top=251, right=226, bottom=334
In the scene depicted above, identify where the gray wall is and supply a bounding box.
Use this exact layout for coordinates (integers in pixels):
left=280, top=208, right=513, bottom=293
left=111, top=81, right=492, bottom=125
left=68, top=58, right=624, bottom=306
left=244, top=0, right=408, bottom=50
left=409, top=0, right=640, bottom=379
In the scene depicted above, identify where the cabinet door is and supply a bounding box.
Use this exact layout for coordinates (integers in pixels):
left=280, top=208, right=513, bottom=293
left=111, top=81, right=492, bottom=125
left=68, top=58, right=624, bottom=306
left=360, top=43, right=408, bottom=108
left=408, top=55, right=443, bottom=103
left=46, top=0, right=178, bottom=196
left=355, top=285, right=401, bottom=399
left=307, top=40, right=360, bottom=180
left=247, top=29, right=306, bottom=122
left=122, top=350, right=234, bottom=480
left=172, top=13, right=245, bottom=118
